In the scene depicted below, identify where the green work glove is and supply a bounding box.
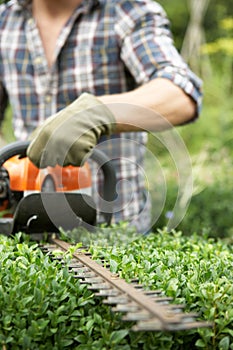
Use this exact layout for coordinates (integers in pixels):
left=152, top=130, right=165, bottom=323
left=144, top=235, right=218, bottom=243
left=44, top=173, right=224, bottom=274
left=27, top=93, right=116, bottom=168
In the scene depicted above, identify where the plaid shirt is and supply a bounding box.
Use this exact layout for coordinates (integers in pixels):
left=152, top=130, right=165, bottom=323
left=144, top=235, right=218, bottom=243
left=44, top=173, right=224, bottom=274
left=0, top=0, right=202, bottom=232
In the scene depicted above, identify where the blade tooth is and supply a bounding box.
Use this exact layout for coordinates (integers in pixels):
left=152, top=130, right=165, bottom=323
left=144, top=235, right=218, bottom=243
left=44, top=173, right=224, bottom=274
left=130, top=278, right=140, bottom=283
left=133, top=285, right=144, bottom=290
left=69, top=258, right=82, bottom=264
left=133, top=318, right=181, bottom=332
left=122, top=310, right=150, bottom=321
left=102, top=295, right=129, bottom=305
left=83, top=252, right=92, bottom=256
left=180, top=313, right=200, bottom=321
left=163, top=307, right=196, bottom=319
left=186, top=312, right=200, bottom=318
left=77, top=246, right=89, bottom=251
left=73, top=272, right=97, bottom=279
left=128, top=279, right=144, bottom=289
left=51, top=256, right=64, bottom=261
left=40, top=248, right=49, bottom=253
left=168, top=304, right=185, bottom=313
left=68, top=263, right=85, bottom=269
left=95, top=289, right=119, bottom=297
left=72, top=267, right=90, bottom=273
left=140, top=317, right=180, bottom=331
left=40, top=244, right=58, bottom=250
left=133, top=318, right=211, bottom=332
left=112, top=302, right=139, bottom=313
left=152, top=296, right=174, bottom=303
left=132, top=319, right=163, bottom=331
left=168, top=321, right=212, bottom=331
left=143, top=290, right=163, bottom=296
left=145, top=309, right=199, bottom=325
left=87, top=283, right=111, bottom=290
left=80, top=277, right=104, bottom=284
left=47, top=250, right=64, bottom=256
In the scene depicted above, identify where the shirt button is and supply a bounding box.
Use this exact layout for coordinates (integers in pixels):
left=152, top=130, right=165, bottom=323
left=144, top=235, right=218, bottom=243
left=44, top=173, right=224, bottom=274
left=34, top=56, right=43, bottom=65
left=27, top=18, right=34, bottom=26
left=45, top=95, right=52, bottom=103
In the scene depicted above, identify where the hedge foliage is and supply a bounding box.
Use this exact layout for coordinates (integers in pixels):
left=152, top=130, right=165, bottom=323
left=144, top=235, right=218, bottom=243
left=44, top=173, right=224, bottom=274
left=1, top=230, right=233, bottom=349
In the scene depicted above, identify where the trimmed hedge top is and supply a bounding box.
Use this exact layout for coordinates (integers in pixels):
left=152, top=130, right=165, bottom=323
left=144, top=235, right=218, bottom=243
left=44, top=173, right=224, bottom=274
left=0, top=229, right=233, bottom=349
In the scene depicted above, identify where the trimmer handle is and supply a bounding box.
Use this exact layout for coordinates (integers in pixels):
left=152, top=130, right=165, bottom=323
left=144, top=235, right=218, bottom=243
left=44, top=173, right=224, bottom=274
left=0, top=140, right=29, bottom=166
left=0, top=141, right=117, bottom=225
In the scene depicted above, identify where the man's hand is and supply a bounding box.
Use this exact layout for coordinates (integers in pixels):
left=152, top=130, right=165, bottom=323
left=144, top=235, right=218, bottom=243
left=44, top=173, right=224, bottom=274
left=27, top=93, right=116, bottom=168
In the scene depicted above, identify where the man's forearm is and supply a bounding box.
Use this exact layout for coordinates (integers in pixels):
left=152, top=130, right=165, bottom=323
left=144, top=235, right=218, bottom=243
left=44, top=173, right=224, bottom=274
left=99, top=78, right=197, bottom=133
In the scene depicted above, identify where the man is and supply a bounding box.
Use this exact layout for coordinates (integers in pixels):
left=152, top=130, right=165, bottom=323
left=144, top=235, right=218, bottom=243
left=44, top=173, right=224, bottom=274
left=0, top=0, right=202, bottom=232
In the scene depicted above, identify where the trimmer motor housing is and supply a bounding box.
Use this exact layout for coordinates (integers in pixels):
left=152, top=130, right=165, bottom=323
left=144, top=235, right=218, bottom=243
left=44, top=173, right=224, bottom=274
left=0, top=141, right=116, bottom=236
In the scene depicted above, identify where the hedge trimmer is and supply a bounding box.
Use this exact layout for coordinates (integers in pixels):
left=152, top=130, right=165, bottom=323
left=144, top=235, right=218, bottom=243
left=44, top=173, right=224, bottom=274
left=0, top=141, right=211, bottom=332
left=0, top=140, right=116, bottom=236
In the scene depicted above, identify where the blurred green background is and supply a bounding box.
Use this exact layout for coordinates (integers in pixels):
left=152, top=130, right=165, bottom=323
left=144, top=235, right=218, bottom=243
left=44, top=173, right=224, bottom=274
left=151, top=0, right=233, bottom=238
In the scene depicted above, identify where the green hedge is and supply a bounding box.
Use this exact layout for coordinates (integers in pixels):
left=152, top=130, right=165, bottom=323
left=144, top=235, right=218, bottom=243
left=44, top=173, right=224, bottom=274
left=1, top=230, right=233, bottom=349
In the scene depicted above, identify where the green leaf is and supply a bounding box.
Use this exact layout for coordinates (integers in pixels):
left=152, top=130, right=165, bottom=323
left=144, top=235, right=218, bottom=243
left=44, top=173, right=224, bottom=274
left=219, top=336, right=230, bottom=350
left=195, top=339, right=207, bottom=348
left=22, top=335, right=31, bottom=348
left=93, top=313, right=102, bottom=324
left=50, top=328, right=58, bottom=334
left=34, top=287, right=43, bottom=304
left=110, top=259, right=118, bottom=273
left=60, top=339, right=74, bottom=347
left=110, top=330, right=129, bottom=344
left=70, top=310, right=82, bottom=317
left=57, top=315, right=69, bottom=323
left=86, top=319, right=94, bottom=332
left=74, top=334, right=88, bottom=343
left=222, top=328, right=233, bottom=337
